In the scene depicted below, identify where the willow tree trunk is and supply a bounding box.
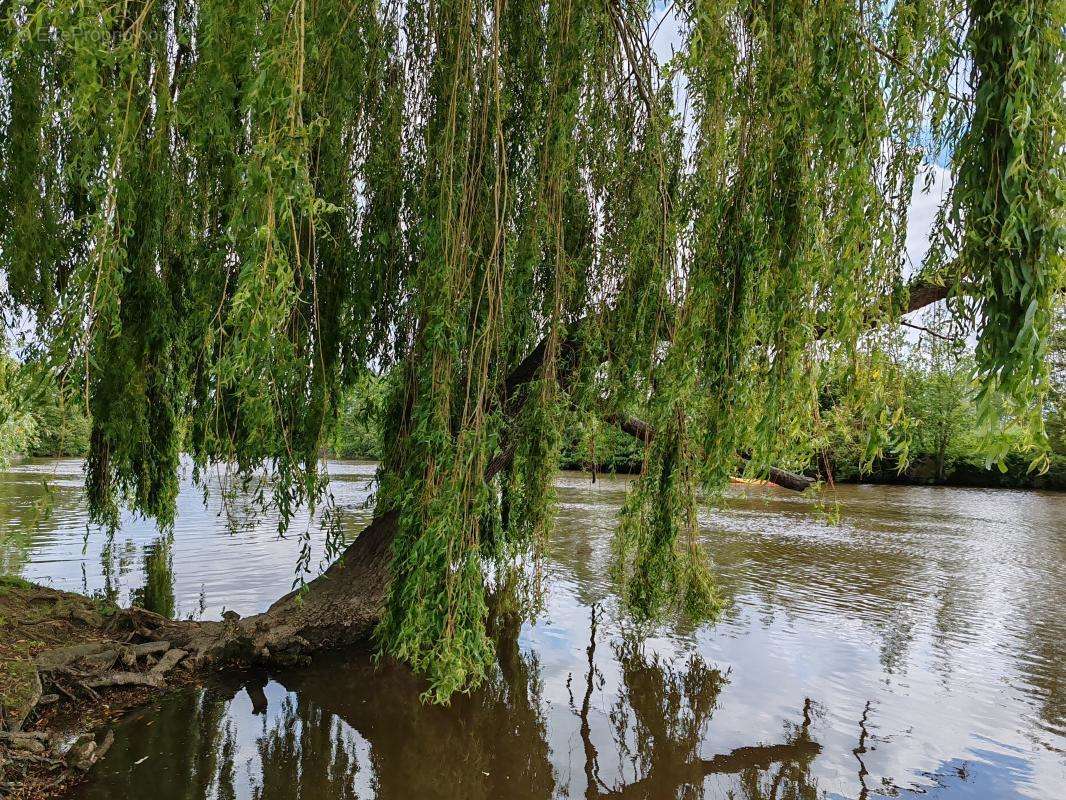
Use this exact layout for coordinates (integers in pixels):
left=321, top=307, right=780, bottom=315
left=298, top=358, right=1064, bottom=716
left=157, top=510, right=399, bottom=666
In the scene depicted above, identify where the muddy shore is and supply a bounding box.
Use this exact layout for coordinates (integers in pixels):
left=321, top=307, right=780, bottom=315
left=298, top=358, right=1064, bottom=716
left=0, top=577, right=199, bottom=799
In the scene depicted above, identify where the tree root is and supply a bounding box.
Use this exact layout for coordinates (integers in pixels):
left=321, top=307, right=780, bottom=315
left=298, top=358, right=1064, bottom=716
left=81, top=672, right=163, bottom=690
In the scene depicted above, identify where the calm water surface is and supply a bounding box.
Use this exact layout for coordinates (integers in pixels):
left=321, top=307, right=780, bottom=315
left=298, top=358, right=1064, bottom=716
left=1, top=458, right=1063, bottom=799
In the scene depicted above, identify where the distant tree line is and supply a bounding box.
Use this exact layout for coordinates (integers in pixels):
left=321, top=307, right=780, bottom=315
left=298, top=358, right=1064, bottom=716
left=5, top=318, right=1063, bottom=491
left=327, top=303, right=1066, bottom=491
left=0, top=347, right=90, bottom=465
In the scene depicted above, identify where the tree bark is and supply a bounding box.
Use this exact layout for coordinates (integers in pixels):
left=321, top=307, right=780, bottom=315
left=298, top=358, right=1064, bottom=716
left=154, top=509, right=398, bottom=666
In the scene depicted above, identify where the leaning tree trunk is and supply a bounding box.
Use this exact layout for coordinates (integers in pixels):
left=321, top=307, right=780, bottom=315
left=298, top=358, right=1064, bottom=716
left=155, top=510, right=398, bottom=666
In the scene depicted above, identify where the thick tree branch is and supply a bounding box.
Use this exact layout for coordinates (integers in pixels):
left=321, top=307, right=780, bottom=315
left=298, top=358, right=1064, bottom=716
left=902, top=277, right=951, bottom=314
left=758, top=462, right=817, bottom=492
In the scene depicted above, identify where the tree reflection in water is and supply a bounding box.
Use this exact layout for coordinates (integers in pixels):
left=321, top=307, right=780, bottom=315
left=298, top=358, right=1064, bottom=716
left=569, top=605, right=820, bottom=800
left=131, top=535, right=176, bottom=619
left=79, top=603, right=825, bottom=800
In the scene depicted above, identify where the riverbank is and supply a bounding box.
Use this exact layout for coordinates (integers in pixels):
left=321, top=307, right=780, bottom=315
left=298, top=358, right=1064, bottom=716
left=0, top=577, right=196, bottom=799
left=827, top=452, right=1066, bottom=491
left=556, top=452, right=1066, bottom=491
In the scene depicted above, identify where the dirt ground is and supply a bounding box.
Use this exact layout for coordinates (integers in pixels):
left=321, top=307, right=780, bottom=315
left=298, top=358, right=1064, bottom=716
left=0, top=576, right=194, bottom=799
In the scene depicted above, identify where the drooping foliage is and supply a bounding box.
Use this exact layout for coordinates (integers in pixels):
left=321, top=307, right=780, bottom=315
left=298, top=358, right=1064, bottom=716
left=1, top=0, right=1061, bottom=698
left=952, top=0, right=1063, bottom=463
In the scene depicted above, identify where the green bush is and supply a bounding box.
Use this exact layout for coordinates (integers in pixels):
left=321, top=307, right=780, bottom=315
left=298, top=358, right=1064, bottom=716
left=27, top=392, right=91, bottom=457
left=328, top=372, right=387, bottom=460
left=0, top=353, right=36, bottom=465
left=558, top=417, right=645, bottom=474
left=0, top=345, right=92, bottom=462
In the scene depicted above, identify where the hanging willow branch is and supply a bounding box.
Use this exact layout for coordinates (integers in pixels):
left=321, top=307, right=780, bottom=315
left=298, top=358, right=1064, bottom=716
left=1, top=0, right=1061, bottom=698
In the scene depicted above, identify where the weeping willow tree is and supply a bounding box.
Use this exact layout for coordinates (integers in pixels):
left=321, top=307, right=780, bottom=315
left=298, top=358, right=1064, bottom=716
left=1, top=0, right=1061, bottom=699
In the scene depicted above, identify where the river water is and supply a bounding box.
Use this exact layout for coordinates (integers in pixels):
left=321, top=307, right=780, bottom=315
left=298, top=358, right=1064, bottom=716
left=1, top=458, right=1063, bottom=799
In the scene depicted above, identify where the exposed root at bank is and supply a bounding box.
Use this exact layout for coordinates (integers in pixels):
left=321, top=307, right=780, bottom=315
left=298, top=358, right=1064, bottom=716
left=0, top=577, right=207, bottom=798
left=154, top=510, right=399, bottom=668
left=0, top=512, right=400, bottom=797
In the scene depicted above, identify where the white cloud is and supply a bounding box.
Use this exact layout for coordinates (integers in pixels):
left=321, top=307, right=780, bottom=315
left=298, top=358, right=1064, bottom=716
left=904, top=164, right=952, bottom=278
left=650, top=1, right=684, bottom=69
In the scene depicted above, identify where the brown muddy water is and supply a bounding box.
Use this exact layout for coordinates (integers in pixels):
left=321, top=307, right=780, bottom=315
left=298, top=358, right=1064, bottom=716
left=1, top=458, right=1063, bottom=799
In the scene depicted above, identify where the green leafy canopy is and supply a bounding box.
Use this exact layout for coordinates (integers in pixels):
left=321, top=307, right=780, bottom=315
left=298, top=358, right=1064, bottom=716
left=1, top=0, right=1061, bottom=698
